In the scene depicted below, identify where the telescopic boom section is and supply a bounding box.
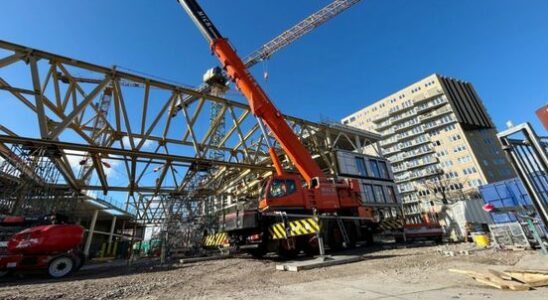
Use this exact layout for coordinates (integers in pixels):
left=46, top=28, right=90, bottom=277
left=178, top=0, right=325, bottom=186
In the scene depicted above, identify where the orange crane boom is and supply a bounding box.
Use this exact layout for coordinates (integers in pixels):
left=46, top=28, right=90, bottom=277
left=178, top=0, right=324, bottom=187
left=178, top=0, right=365, bottom=214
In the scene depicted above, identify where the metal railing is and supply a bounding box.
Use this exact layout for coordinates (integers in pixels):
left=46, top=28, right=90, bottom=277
left=498, top=123, right=548, bottom=231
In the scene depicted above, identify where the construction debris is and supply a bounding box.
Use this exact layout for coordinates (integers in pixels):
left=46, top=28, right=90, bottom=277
left=503, top=269, right=548, bottom=287
left=439, top=249, right=471, bottom=256
left=275, top=255, right=364, bottom=272
left=449, top=267, right=548, bottom=291
left=179, top=253, right=232, bottom=264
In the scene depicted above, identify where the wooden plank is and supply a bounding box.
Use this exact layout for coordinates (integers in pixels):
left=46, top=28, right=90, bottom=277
left=474, top=277, right=508, bottom=290
left=505, top=269, right=548, bottom=275
left=505, top=271, right=548, bottom=287
left=449, top=269, right=530, bottom=291
left=488, top=269, right=513, bottom=281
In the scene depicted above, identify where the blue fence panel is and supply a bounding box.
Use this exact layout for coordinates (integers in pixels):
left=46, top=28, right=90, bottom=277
left=491, top=212, right=517, bottom=223
left=480, top=177, right=538, bottom=224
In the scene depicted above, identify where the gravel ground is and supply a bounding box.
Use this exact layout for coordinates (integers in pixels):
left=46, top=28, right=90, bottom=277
left=0, top=243, right=541, bottom=300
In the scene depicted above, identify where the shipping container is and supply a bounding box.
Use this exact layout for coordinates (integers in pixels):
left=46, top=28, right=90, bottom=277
left=335, top=150, right=402, bottom=224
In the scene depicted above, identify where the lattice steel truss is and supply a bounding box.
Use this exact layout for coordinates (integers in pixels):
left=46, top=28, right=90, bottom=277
left=0, top=40, right=379, bottom=228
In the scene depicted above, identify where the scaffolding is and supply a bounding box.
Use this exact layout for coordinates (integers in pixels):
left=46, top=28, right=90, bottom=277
left=0, top=144, right=78, bottom=216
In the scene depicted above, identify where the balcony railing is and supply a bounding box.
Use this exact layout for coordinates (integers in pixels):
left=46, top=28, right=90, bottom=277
left=375, top=119, right=392, bottom=131
left=419, top=105, right=452, bottom=122
left=394, top=119, right=420, bottom=133
left=387, top=153, right=407, bottom=163
left=382, top=145, right=401, bottom=156
left=389, top=103, right=415, bottom=116
left=405, top=145, right=434, bottom=159
left=416, top=96, right=448, bottom=113
left=408, top=166, right=443, bottom=181
left=372, top=112, right=390, bottom=123
left=381, top=128, right=396, bottom=137
left=399, top=137, right=430, bottom=151
left=398, top=185, right=416, bottom=193
left=413, top=88, right=443, bottom=104
left=380, top=139, right=399, bottom=148
left=390, top=108, right=417, bottom=125
left=422, top=115, right=456, bottom=132
left=397, top=128, right=425, bottom=142
left=406, top=156, right=438, bottom=170
left=392, top=164, right=408, bottom=173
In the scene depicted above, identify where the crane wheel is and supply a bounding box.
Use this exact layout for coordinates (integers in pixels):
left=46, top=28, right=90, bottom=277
left=277, top=239, right=298, bottom=259
left=249, top=246, right=266, bottom=259
left=345, top=222, right=358, bottom=248
left=47, top=255, right=75, bottom=278
left=326, top=221, right=343, bottom=251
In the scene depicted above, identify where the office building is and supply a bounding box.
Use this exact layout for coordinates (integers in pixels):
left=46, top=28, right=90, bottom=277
left=342, top=74, right=515, bottom=223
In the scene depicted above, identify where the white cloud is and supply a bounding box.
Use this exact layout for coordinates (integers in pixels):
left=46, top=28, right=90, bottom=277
left=122, top=136, right=155, bottom=150
left=65, top=149, right=87, bottom=173
left=64, top=149, right=121, bottom=179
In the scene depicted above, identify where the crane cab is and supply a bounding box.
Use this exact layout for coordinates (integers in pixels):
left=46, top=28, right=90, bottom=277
left=258, top=174, right=307, bottom=211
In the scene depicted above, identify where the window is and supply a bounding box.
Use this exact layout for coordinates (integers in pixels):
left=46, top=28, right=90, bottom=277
left=268, top=179, right=297, bottom=198
left=362, top=184, right=375, bottom=203
left=494, top=158, right=506, bottom=165
left=463, top=167, right=478, bottom=175
left=370, top=160, right=381, bottom=178
left=385, top=186, right=397, bottom=203
left=286, top=180, right=297, bottom=194
left=373, top=185, right=386, bottom=203
left=430, top=129, right=441, bottom=137
left=445, top=171, right=458, bottom=179
left=355, top=157, right=367, bottom=177
left=501, top=169, right=513, bottom=176
left=444, top=124, right=456, bottom=131
left=433, top=140, right=442, bottom=146
left=437, top=150, right=449, bottom=157
left=453, top=145, right=467, bottom=153
left=449, top=134, right=462, bottom=142
left=378, top=161, right=389, bottom=179
left=458, top=156, right=472, bottom=164
left=468, top=179, right=483, bottom=187
left=440, top=160, right=453, bottom=168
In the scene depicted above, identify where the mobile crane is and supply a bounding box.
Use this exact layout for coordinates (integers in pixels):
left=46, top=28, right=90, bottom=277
left=178, top=0, right=377, bottom=256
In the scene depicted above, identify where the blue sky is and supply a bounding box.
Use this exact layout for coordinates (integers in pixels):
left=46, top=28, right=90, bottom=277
left=1, top=0, right=547, bottom=132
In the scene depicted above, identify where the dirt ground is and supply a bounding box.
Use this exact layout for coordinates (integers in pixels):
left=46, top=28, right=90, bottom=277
left=0, top=243, right=546, bottom=300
